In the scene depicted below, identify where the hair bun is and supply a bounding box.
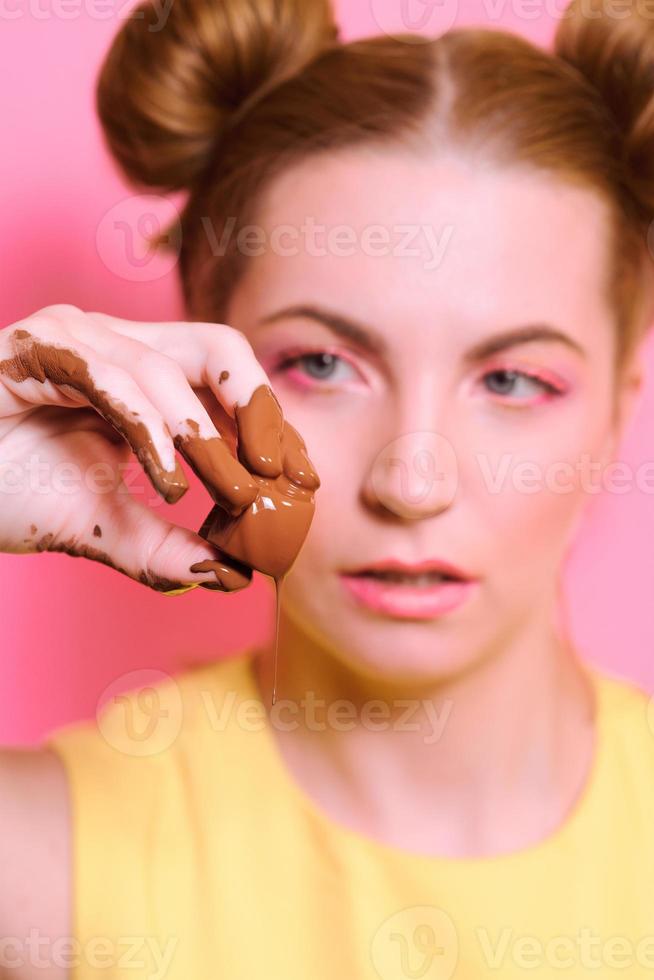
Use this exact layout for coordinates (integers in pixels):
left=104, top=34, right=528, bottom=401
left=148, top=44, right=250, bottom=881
left=96, top=0, right=340, bottom=192
left=554, top=0, right=654, bottom=222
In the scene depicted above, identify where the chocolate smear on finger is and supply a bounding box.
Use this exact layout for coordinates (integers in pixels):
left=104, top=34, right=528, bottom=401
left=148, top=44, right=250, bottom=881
left=174, top=419, right=259, bottom=516
left=234, top=384, right=284, bottom=478
left=189, top=556, right=252, bottom=591
left=32, top=531, right=194, bottom=596
left=0, top=330, right=188, bottom=503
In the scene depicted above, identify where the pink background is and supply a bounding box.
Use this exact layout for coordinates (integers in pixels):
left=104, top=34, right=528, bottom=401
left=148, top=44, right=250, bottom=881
left=2, top=0, right=653, bottom=744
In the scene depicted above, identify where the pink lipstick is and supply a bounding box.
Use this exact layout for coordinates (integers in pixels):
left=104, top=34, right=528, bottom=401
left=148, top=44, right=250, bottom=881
left=339, top=558, right=479, bottom=620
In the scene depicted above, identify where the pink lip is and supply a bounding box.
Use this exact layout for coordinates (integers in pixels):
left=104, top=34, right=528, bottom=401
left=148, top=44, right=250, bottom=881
left=343, top=557, right=475, bottom=580
left=341, top=561, right=479, bottom=620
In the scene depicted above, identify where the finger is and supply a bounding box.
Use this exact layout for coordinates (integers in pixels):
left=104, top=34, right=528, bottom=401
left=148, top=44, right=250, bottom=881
left=234, top=383, right=285, bottom=478
left=0, top=324, right=188, bottom=504
left=84, top=312, right=286, bottom=479
left=34, top=492, right=253, bottom=595
left=72, top=319, right=260, bottom=516
left=197, top=386, right=321, bottom=490
left=193, top=387, right=238, bottom=455
left=281, top=420, right=321, bottom=491
left=85, top=312, right=270, bottom=413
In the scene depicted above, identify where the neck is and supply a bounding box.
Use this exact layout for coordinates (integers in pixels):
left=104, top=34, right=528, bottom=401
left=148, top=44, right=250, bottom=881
left=252, top=587, right=596, bottom=858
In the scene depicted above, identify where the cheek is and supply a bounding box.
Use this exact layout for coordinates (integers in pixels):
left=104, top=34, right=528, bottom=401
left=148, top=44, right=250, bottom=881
left=283, top=406, right=366, bottom=537
left=467, top=402, right=613, bottom=568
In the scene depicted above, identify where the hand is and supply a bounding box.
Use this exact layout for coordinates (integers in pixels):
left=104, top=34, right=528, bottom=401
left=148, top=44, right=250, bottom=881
left=0, top=304, right=317, bottom=594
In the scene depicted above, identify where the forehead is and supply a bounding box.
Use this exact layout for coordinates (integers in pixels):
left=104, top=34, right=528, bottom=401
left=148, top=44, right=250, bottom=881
left=233, top=147, right=615, bottom=351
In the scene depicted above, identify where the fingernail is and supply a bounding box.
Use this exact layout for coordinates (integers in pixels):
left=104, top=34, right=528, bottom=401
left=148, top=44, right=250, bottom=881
left=235, top=385, right=284, bottom=478
left=141, top=452, right=189, bottom=504
left=282, top=422, right=321, bottom=490
left=190, top=557, right=252, bottom=592
left=286, top=447, right=321, bottom=490
left=161, top=583, right=201, bottom=597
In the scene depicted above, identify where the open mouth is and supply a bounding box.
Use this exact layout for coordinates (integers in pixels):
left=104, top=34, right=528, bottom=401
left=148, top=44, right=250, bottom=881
left=339, top=566, right=477, bottom=619
left=348, top=570, right=461, bottom=586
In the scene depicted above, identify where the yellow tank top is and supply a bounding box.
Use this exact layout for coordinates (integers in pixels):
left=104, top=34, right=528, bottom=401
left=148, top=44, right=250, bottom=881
left=46, top=650, right=654, bottom=979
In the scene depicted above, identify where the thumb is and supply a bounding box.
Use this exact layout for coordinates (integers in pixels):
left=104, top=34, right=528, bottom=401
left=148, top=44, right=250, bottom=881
left=45, top=494, right=252, bottom=595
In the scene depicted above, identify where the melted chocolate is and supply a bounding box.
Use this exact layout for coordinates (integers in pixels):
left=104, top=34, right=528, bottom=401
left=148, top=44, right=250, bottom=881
left=199, top=385, right=320, bottom=703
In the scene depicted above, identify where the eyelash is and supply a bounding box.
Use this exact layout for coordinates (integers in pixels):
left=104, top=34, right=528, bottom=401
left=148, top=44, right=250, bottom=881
left=274, top=350, right=360, bottom=388
left=273, top=351, right=567, bottom=402
left=480, top=365, right=566, bottom=402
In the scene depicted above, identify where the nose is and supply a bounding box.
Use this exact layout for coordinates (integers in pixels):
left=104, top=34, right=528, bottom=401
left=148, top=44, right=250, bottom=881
left=361, top=428, right=459, bottom=519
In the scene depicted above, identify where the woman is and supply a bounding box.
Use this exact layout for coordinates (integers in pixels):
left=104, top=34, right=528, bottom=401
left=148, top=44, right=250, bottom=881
left=2, top=0, right=654, bottom=976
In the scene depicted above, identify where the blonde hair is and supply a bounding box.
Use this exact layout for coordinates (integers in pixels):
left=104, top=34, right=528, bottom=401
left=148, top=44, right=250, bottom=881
left=96, top=0, right=654, bottom=375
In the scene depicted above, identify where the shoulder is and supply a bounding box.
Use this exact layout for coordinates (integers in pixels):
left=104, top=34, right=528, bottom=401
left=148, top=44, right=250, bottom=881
left=35, top=650, right=258, bottom=938
left=44, top=649, right=258, bottom=786
left=0, top=747, right=70, bottom=977
left=590, top=662, right=654, bottom=781
left=591, top=662, right=653, bottom=728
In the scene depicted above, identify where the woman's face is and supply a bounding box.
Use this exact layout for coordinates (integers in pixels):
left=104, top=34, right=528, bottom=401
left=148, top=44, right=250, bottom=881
left=226, top=147, right=641, bottom=683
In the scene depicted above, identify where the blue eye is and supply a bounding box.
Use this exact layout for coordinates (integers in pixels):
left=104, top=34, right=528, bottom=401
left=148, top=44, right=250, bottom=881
left=298, top=353, right=340, bottom=379
left=278, top=352, right=357, bottom=384
left=483, top=369, right=560, bottom=400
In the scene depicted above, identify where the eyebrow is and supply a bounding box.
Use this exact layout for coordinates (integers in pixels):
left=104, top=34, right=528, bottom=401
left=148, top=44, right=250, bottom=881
left=259, top=305, right=388, bottom=356
left=258, top=304, right=587, bottom=362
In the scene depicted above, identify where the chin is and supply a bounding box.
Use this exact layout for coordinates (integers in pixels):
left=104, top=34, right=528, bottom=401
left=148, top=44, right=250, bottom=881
left=286, top=594, right=488, bottom=688
left=343, top=628, right=487, bottom=686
